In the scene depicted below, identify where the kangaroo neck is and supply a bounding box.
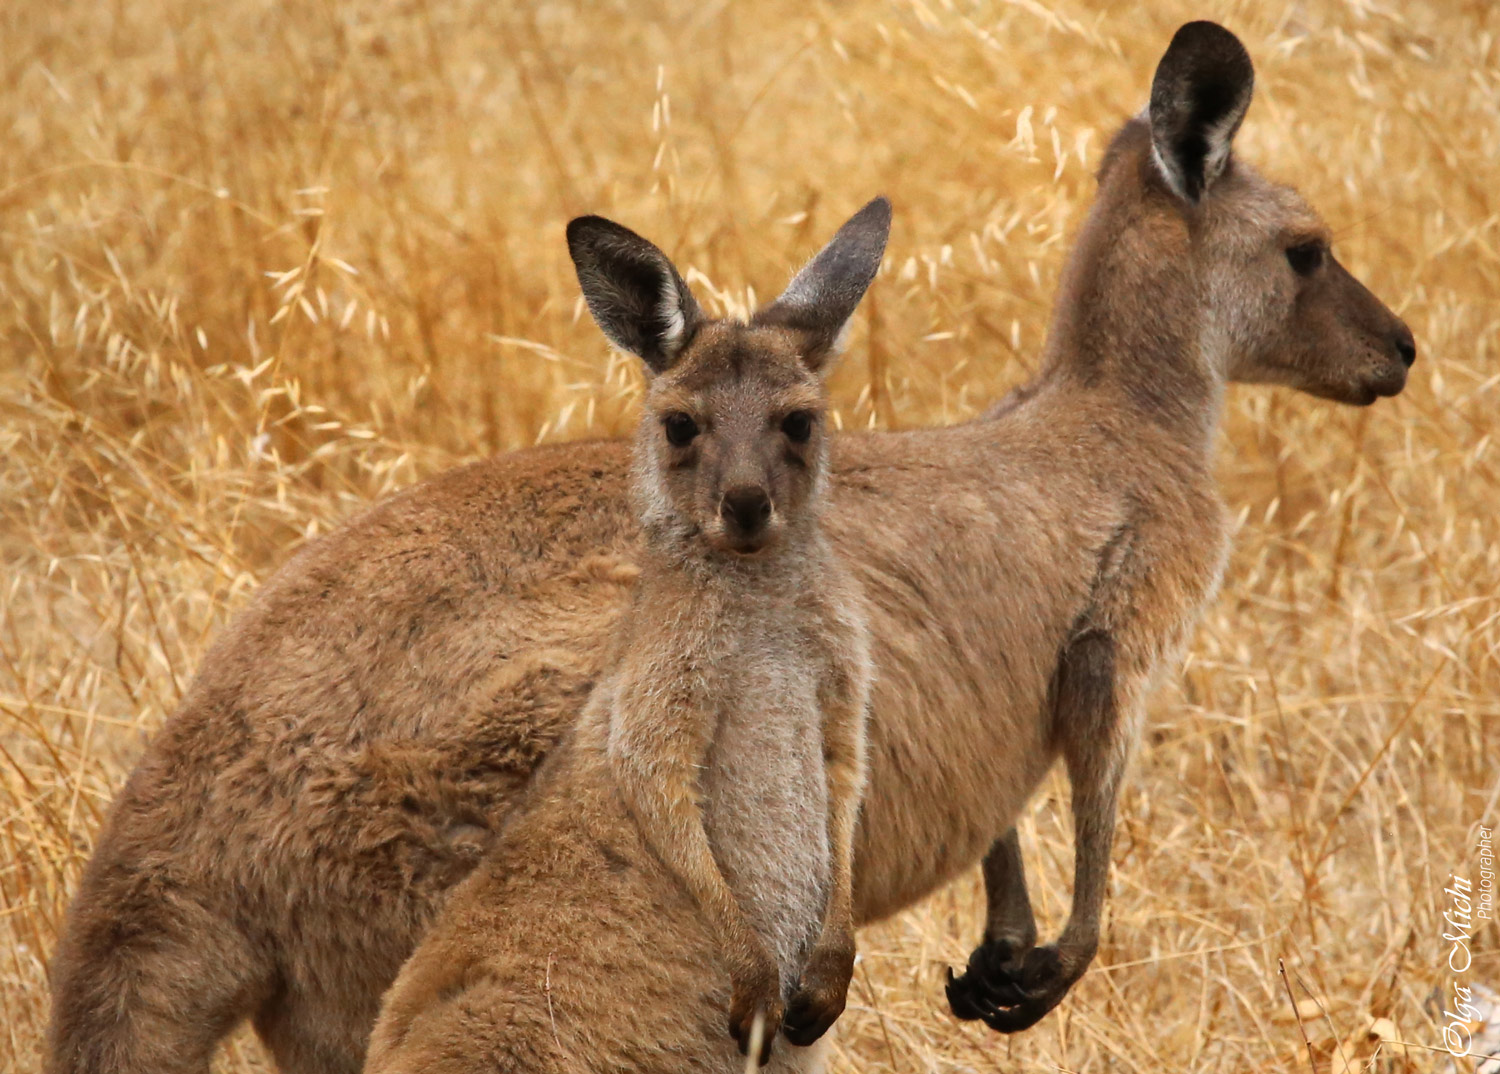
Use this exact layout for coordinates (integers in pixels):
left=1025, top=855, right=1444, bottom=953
left=1036, top=187, right=1226, bottom=457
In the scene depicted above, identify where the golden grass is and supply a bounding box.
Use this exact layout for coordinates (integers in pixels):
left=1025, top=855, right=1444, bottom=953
left=2, top=0, right=1497, bottom=1070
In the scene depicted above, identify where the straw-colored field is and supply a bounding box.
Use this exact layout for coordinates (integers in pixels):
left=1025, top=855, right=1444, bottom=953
left=3, top=0, right=1497, bottom=1070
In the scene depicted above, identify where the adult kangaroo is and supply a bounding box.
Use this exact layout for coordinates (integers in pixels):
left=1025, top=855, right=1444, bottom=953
left=47, top=22, right=1414, bottom=1074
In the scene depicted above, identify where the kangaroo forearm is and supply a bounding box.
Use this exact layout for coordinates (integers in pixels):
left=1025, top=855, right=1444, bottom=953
left=669, top=831, right=769, bottom=973
left=818, top=755, right=865, bottom=945
left=614, top=764, right=766, bottom=971
left=1054, top=630, right=1133, bottom=956
left=981, top=828, right=1038, bottom=947
left=1059, top=766, right=1121, bottom=952
left=819, top=680, right=867, bottom=924
left=819, top=865, right=856, bottom=953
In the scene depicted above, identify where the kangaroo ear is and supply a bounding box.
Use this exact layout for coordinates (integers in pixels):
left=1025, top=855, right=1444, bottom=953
left=566, top=216, right=703, bottom=375
left=751, top=196, right=891, bottom=373
left=1148, top=22, right=1254, bottom=203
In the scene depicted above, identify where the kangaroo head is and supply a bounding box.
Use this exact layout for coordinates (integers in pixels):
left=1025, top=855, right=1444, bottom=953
left=1085, top=21, right=1414, bottom=407
left=567, top=198, right=891, bottom=556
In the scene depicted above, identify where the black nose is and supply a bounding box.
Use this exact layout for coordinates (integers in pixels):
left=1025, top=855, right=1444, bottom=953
left=720, top=486, right=772, bottom=537
left=1393, top=324, right=1417, bottom=368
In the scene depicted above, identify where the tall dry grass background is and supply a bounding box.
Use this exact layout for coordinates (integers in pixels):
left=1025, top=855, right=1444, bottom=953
left=1, top=0, right=1496, bottom=1070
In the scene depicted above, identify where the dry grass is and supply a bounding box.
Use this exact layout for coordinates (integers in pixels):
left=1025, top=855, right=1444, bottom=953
left=2, top=0, right=1497, bottom=1071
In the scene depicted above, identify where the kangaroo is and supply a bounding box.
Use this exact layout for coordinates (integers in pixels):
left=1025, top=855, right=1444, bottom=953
left=360, top=202, right=884, bottom=1074
left=47, top=22, right=1416, bottom=1074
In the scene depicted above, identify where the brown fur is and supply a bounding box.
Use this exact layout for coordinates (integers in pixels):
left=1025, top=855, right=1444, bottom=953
left=365, top=287, right=876, bottom=1071
left=46, top=23, right=1414, bottom=1072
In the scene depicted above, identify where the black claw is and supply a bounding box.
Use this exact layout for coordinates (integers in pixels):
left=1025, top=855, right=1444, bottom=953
left=970, top=938, right=1023, bottom=978
left=945, top=965, right=989, bottom=1021
left=782, top=987, right=841, bottom=1047
left=781, top=1013, right=824, bottom=1048
left=945, top=941, right=1078, bottom=1035
left=980, top=999, right=1049, bottom=1034
left=990, top=980, right=1029, bottom=1007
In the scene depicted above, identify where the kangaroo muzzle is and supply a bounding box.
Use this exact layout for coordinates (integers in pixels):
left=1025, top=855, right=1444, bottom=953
left=720, top=485, right=773, bottom=545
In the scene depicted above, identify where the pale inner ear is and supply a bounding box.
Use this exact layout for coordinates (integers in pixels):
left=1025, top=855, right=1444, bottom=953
left=828, top=319, right=853, bottom=363
left=1198, top=104, right=1243, bottom=190
left=1149, top=136, right=1191, bottom=203
left=1150, top=114, right=1242, bottom=203
left=659, top=277, right=687, bottom=355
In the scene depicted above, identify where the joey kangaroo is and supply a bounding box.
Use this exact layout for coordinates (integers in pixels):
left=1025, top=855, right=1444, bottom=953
left=363, top=204, right=882, bottom=1073
left=48, top=22, right=1416, bottom=1074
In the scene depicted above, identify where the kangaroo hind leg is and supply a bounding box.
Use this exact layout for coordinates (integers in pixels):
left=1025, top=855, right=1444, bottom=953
left=47, top=864, right=272, bottom=1074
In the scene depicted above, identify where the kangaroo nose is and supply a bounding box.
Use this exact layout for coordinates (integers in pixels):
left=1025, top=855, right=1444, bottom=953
left=720, top=486, right=772, bottom=536
left=1393, top=324, right=1417, bottom=368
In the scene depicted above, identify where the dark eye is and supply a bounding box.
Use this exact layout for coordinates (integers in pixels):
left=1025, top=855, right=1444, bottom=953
left=1286, top=240, right=1325, bottom=277
left=780, top=410, right=814, bottom=444
left=663, top=412, right=699, bottom=447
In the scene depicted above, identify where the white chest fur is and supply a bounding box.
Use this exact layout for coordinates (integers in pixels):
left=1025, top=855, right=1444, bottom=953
left=700, top=636, right=831, bottom=994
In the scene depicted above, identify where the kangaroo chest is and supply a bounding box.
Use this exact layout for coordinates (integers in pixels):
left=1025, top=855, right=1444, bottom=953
left=699, top=633, right=830, bottom=993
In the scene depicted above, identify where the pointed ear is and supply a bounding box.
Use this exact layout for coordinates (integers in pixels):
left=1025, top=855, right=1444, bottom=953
left=751, top=196, right=891, bottom=373
left=566, top=216, right=703, bottom=374
left=1148, top=22, right=1254, bottom=203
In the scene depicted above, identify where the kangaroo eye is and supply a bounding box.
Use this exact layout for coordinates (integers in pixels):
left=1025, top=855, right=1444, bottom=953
left=1286, top=240, right=1325, bottom=277
left=663, top=412, right=699, bottom=447
left=780, top=411, right=815, bottom=444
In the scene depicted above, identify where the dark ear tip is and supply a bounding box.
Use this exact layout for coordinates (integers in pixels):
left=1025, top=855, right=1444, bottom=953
left=1163, top=20, right=1253, bottom=76
left=855, top=196, right=893, bottom=235
left=565, top=215, right=610, bottom=249
left=1168, top=20, right=1246, bottom=53
left=565, top=215, right=650, bottom=261
left=1171, top=20, right=1236, bottom=42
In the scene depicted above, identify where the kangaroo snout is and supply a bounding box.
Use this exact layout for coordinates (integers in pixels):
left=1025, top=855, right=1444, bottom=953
left=1392, top=322, right=1417, bottom=368
left=720, top=485, right=772, bottom=542
left=1363, top=319, right=1416, bottom=404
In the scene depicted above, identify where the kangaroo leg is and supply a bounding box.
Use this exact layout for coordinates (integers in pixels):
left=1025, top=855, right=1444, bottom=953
left=253, top=987, right=374, bottom=1074
left=943, top=827, right=1039, bottom=1021
left=47, top=853, right=271, bottom=1074
left=947, top=629, right=1129, bottom=1034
